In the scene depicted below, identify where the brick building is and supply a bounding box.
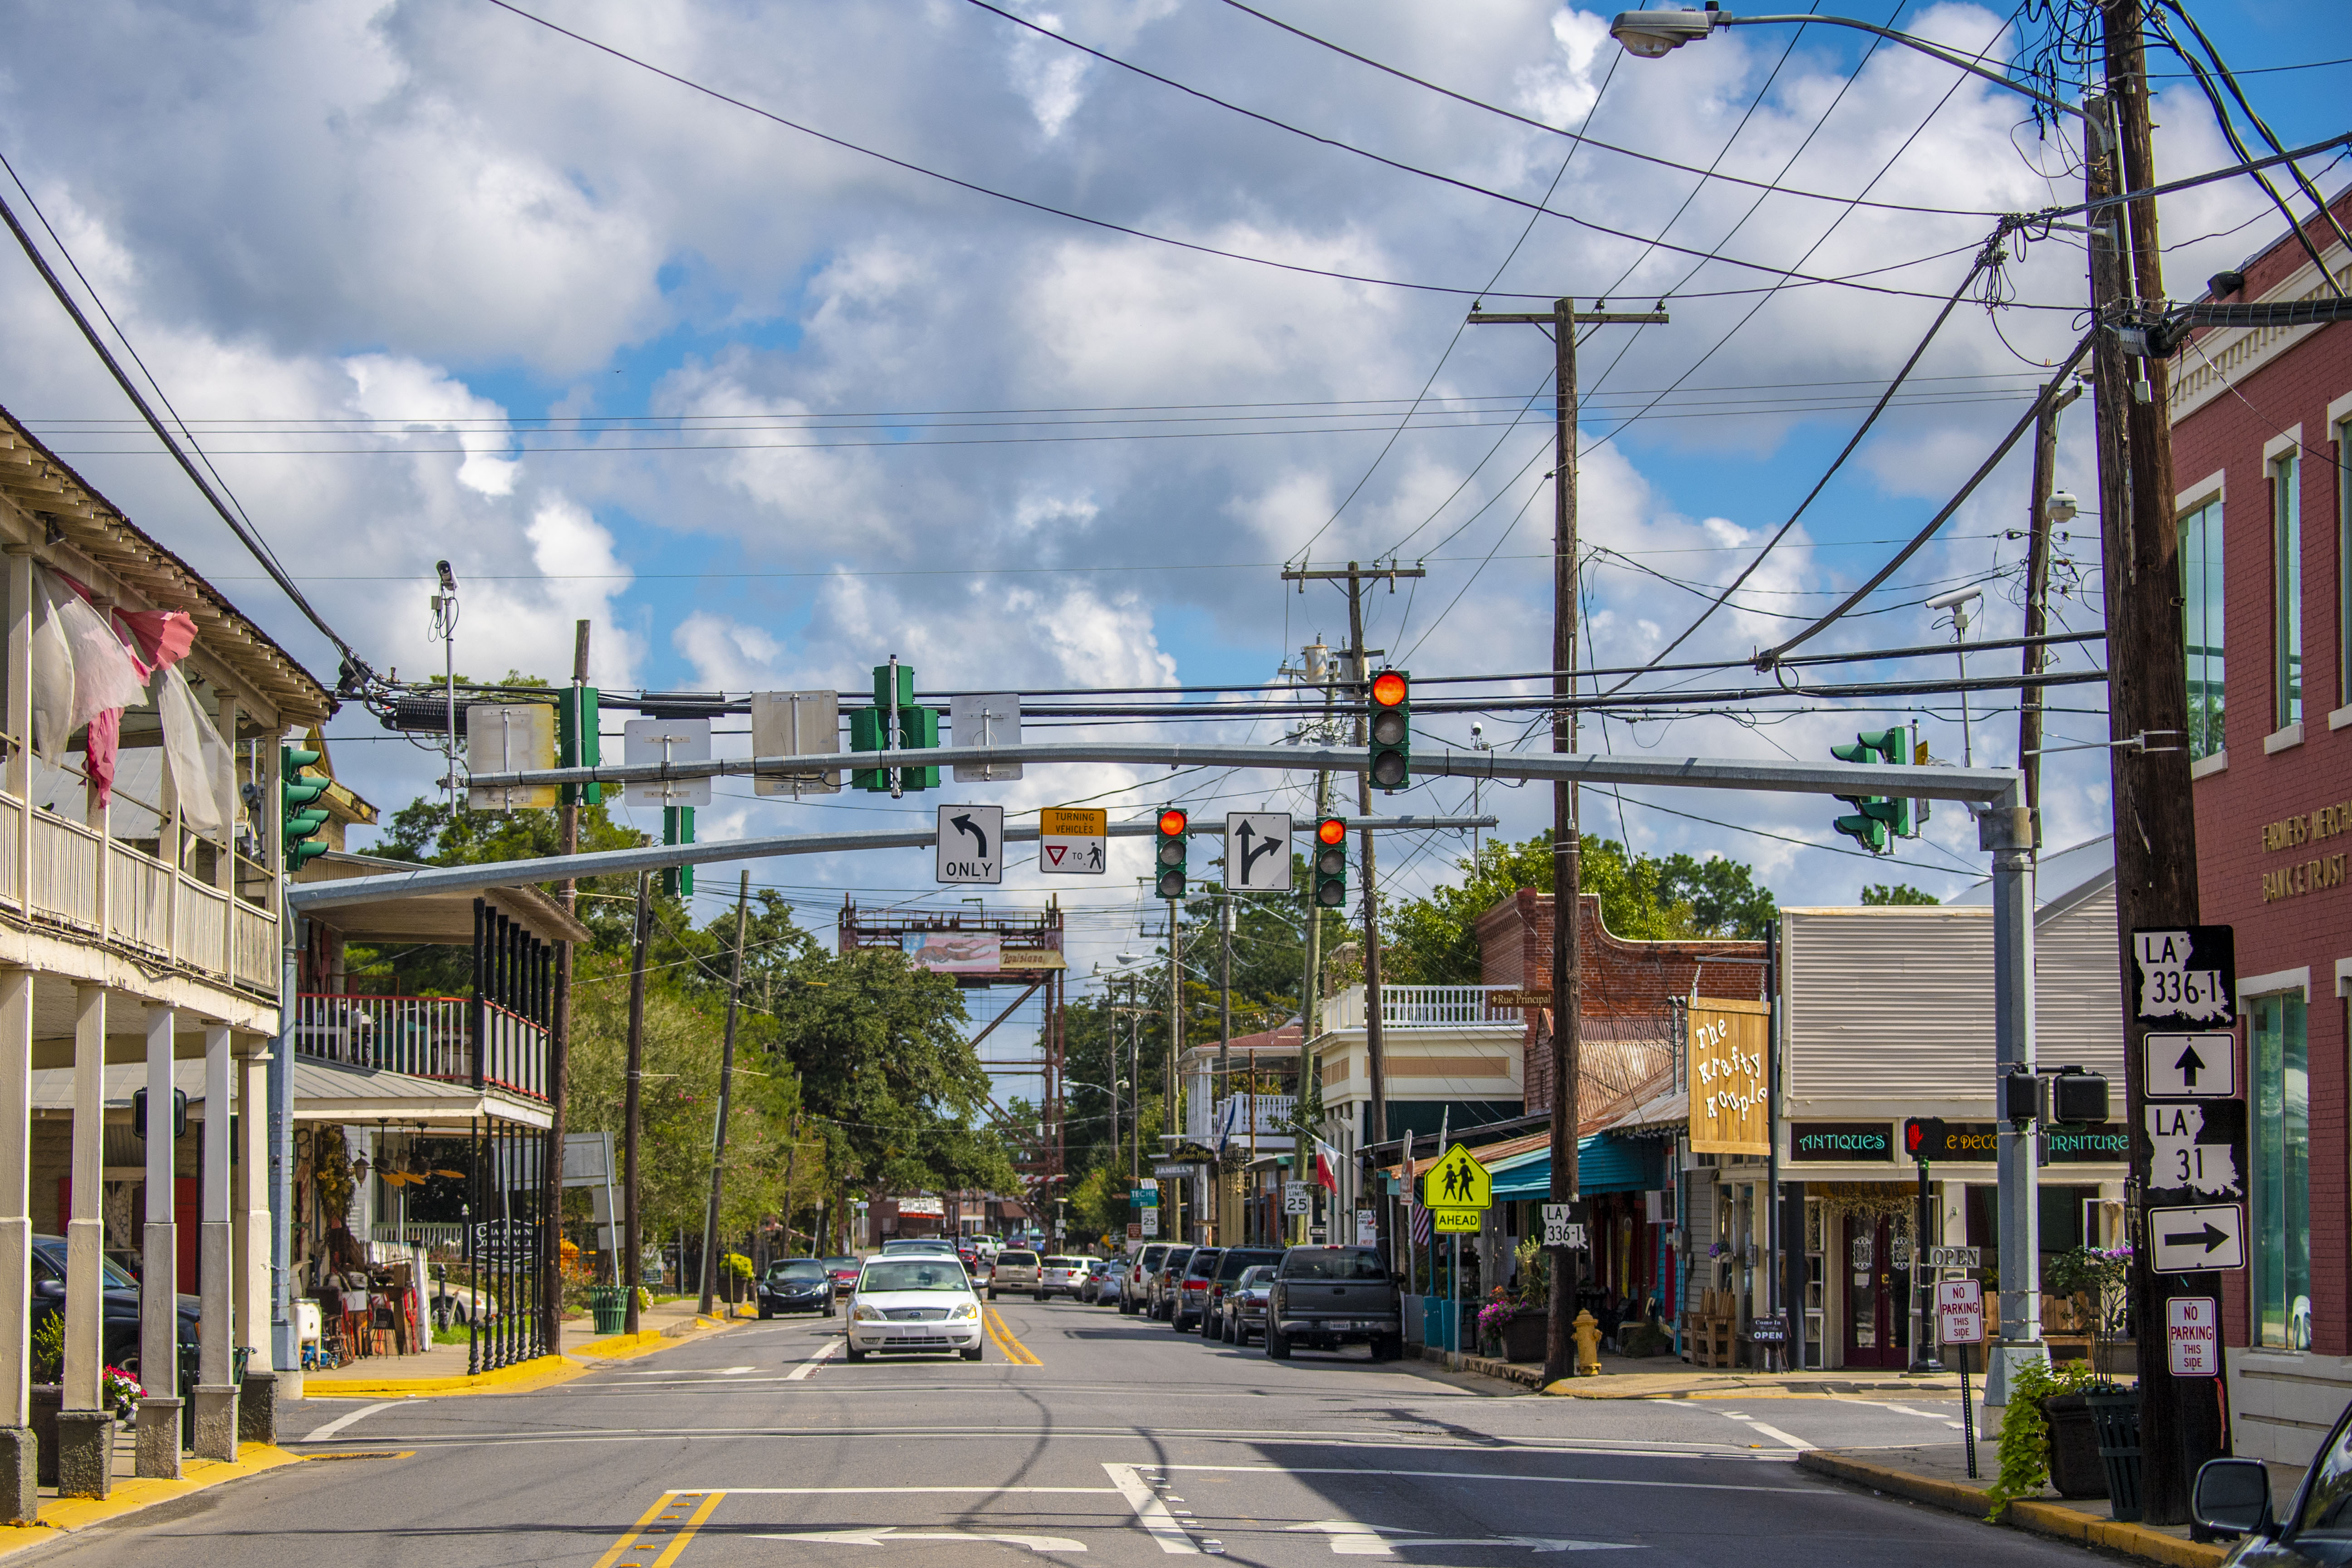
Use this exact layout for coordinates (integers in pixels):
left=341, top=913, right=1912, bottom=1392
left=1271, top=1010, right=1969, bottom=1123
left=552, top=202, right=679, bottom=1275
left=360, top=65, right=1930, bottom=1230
left=2172, top=185, right=2352, bottom=1460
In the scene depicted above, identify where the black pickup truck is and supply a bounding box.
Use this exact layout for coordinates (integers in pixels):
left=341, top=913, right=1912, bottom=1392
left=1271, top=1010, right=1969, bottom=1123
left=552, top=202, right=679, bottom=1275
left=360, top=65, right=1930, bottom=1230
left=1266, top=1245, right=1403, bottom=1360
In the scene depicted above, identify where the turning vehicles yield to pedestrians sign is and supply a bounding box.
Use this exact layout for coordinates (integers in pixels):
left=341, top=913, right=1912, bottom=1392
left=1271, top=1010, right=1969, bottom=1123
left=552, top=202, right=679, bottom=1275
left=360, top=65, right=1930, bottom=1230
left=1223, top=813, right=1292, bottom=891
left=1038, top=808, right=1107, bottom=875
left=936, top=804, right=1003, bottom=885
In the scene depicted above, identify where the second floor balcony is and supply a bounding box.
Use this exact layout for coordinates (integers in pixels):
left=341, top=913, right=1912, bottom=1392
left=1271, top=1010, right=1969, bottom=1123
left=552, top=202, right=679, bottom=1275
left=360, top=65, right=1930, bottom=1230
left=294, top=992, right=551, bottom=1101
left=1322, top=984, right=1523, bottom=1033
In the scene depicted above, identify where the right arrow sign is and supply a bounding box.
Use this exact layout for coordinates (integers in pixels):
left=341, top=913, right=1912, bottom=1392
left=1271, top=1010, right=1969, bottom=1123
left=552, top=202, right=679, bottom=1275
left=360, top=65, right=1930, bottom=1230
left=2147, top=1202, right=2246, bottom=1272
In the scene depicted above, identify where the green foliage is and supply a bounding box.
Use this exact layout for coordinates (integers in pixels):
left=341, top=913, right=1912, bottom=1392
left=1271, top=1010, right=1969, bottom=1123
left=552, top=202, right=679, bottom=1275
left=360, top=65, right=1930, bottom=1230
left=1985, top=1357, right=2103, bottom=1517
left=1512, top=1235, right=1551, bottom=1308
left=31, top=1313, right=62, bottom=1383
left=1862, top=882, right=1939, bottom=906
left=1381, top=832, right=1778, bottom=984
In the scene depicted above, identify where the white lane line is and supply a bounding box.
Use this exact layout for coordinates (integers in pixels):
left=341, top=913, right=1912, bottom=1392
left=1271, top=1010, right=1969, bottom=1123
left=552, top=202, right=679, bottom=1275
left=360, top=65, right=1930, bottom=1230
left=1737, top=1421, right=1814, bottom=1452
left=301, top=1401, right=399, bottom=1443
left=788, top=1339, right=844, bottom=1381
left=1881, top=1405, right=1934, bottom=1418
left=1147, top=1465, right=1801, bottom=1494
left=663, top=1495, right=1119, bottom=1504
left=756, top=1528, right=1085, bottom=1552
left=1104, top=1463, right=1201, bottom=1555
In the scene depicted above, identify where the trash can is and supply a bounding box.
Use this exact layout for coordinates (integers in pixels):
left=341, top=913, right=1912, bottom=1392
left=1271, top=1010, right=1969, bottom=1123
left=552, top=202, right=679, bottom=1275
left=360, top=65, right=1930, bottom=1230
left=2084, top=1387, right=2143, bottom=1523
left=588, top=1286, right=629, bottom=1336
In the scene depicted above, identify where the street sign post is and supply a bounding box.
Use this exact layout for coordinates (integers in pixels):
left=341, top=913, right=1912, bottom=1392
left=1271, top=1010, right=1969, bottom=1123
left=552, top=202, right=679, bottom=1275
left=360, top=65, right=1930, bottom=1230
left=622, top=717, right=714, bottom=806
left=1925, top=1246, right=1982, bottom=1270
left=1140, top=1209, right=1158, bottom=1238
left=2167, top=1298, right=2220, bottom=1377
left=2149, top=1205, right=2245, bottom=1271
left=948, top=694, right=1022, bottom=782
left=935, top=804, right=1004, bottom=884
left=1541, top=1204, right=1587, bottom=1249
left=1222, top=813, right=1293, bottom=892
left=1284, top=1181, right=1313, bottom=1215
left=2146, top=1033, right=2236, bottom=1098
left=1039, top=808, right=1107, bottom=875
left=2131, top=926, right=2237, bottom=1028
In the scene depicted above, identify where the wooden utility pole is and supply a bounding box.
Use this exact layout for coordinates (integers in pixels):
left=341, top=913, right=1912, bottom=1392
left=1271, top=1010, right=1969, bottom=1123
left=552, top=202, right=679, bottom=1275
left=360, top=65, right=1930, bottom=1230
left=2092, top=0, right=2213, bottom=1520
left=621, top=870, right=652, bottom=1335
left=546, top=618, right=588, bottom=1343
left=697, top=870, right=752, bottom=1317
left=1284, top=560, right=1423, bottom=1244
left=1470, top=296, right=1665, bottom=1384
left=2020, top=382, right=2083, bottom=823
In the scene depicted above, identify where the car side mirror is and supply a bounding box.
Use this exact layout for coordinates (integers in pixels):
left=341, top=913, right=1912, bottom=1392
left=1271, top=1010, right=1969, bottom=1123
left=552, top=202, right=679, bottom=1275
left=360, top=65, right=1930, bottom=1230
left=2193, top=1458, right=2276, bottom=1539
left=31, top=1279, right=63, bottom=1300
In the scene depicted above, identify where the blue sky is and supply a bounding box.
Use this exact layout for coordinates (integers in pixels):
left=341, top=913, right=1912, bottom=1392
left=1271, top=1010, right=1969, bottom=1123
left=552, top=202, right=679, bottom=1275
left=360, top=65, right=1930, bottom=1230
left=1, top=0, right=2345, bottom=1088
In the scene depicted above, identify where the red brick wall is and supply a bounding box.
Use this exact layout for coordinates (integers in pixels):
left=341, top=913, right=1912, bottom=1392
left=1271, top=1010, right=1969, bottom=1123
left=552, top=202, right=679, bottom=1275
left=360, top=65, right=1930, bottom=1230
left=2176, top=191, right=2352, bottom=1356
left=1475, top=888, right=1765, bottom=1114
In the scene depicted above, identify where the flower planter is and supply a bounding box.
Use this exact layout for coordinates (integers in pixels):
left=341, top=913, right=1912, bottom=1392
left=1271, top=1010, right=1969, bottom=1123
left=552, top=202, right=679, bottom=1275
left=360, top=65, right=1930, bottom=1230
left=28, top=1386, right=57, bottom=1487
left=2042, top=1393, right=2109, bottom=1499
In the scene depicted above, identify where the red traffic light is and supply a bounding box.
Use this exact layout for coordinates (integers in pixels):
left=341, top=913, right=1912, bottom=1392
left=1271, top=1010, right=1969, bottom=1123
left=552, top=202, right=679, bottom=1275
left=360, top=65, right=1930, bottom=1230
left=1371, top=670, right=1408, bottom=707
left=1157, top=808, right=1188, bottom=837
left=1316, top=816, right=1348, bottom=846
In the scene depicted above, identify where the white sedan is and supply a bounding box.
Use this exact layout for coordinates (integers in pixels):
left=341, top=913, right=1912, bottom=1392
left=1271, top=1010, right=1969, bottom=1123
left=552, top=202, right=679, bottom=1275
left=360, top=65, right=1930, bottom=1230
left=846, top=1256, right=985, bottom=1362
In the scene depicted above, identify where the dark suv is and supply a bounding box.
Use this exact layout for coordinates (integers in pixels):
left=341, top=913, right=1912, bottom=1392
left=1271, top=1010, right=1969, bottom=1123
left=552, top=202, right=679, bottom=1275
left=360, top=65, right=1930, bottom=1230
left=1170, top=1247, right=1223, bottom=1333
left=31, top=1235, right=199, bottom=1380
left=1201, top=1247, right=1285, bottom=1341
left=1122, top=1243, right=1170, bottom=1317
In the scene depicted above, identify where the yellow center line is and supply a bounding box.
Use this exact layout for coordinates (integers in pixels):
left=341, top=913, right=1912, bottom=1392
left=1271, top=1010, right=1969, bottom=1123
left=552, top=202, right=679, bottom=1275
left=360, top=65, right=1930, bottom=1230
left=648, top=1492, right=726, bottom=1568
left=987, top=1309, right=1042, bottom=1365
left=590, top=1491, right=726, bottom=1568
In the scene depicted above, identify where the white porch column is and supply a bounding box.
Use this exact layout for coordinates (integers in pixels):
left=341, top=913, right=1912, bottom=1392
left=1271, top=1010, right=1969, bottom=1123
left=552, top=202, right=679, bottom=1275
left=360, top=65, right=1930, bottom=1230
left=63, top=985, right=104, bottom=1412
left=136, top=1004, right=180, bottom=1477
left=191, top=1023, right=236, bottom=1460
left=234, top=1047, right=273, bottom=1376
left=0, top=970, right=32, bottom=1519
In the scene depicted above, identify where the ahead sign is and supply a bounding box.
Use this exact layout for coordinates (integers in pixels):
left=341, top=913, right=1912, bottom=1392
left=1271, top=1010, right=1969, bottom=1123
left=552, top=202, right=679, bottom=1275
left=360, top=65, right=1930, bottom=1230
left=1223, top=813, right=1292, bottom=892
left=936, top=805, right=1004, bottom=884
left=1936, top=1279, right=1984, bottom=1345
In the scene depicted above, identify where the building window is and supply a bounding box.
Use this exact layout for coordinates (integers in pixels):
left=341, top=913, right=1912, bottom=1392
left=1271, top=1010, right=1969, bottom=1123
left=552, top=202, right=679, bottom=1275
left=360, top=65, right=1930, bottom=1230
left=2250, top=990, right=2309, bottom=1349
left=2181, top=496, right=2225, bottom=758
left=2275, top=451, right=2303, bottom=728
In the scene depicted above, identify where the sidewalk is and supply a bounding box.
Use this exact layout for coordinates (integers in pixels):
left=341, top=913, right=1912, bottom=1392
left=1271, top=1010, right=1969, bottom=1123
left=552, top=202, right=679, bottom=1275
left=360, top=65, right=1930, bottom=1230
left=298, top=1296, right=742, bottom=1399
left=1413, top=1344, right=1968, bottom=1400
left=0, top=1434, right=305, bottom=1558
left=1800, top=1443, right=2303, bottom=1568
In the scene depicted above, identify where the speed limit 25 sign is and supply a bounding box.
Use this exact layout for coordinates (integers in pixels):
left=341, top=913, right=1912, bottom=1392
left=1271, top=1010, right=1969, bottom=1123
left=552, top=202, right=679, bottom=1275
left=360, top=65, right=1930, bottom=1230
left=2132, top=927, right=2235, bottom=1028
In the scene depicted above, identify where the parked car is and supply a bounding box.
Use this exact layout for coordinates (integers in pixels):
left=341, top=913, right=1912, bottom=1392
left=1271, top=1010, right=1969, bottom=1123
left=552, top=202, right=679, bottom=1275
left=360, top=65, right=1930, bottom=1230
left=1266, top=1245, right=1403, bottom=1360
left=756, top=1258, right=838, bottom=1319
left=956, top=1244, right=988, bottom=1281
left=1219, top=1265, right=1277, bottom=1347
left=821, top=1256, right=861, bottom=1297
left=1145, top=1247, right=1194, bottom=1321
left=1123, top=1243, right=1170, bottom=1317
left=1201, top=1247, right=1285, bottom=1340
left=1039, top=1256, right=1088, bottom=1300
left=2193, top=1393, right=2352, bottom=1564
left=989, top=1249, right=1041, bottom=1300
left=1097, top=1266, right=1124, bottom=1308
left=1170, top=1247, right=1223, bottom=1333
left=846, top=1255, right=984, bottom=1362
left=1076, top=1259, right=1110, bottom=1303
left=31, top=1235, right=198, bottom=1380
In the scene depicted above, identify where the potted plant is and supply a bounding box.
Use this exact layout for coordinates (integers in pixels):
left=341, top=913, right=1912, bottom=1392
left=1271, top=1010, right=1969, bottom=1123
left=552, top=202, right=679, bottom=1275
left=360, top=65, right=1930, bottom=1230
left=1986, top=1358, right=2108, bottom=1515
left=29, top=1315, right=61, bottom=1485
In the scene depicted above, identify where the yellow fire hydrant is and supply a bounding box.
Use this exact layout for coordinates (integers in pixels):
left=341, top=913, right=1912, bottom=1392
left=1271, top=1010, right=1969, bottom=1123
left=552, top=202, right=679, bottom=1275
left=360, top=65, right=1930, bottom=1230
left=1573, top=1309, right=1602, bottom=1377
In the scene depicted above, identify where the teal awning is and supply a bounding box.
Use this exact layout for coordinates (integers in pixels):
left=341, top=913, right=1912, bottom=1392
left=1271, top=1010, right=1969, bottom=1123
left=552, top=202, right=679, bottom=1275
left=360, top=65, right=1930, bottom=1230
left=1490, top=1134, right=1665, bottom=1199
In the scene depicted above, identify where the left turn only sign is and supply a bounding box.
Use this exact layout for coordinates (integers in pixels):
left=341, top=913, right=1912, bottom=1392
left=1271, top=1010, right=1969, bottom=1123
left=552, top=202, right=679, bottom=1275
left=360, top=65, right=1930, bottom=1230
left=936, top=804, right=1004, bottom=885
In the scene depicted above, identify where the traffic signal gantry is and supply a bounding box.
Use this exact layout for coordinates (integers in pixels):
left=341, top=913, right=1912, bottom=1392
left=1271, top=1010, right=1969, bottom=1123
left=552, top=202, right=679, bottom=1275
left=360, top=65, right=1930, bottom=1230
left=282, top=746, right=330, bottom=869
left=853, top=661, right=941, bottom=794
left=1368, top=668, right=1411, bottom=791
left=1829, top=724, right=1924, bottom=854
left=1155, top=808, right=1188, bottom=899
left=1313, top=815, right=1349, bottom=908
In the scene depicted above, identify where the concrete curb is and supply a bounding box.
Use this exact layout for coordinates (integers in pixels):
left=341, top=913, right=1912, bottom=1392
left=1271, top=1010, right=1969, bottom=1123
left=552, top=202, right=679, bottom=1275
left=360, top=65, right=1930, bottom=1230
left=1407, top=1344, right=1967, bottom=1401
left=1798, top=1450, right=2230, bottom=1568
left=0, top=1444, right=306, bottom=1554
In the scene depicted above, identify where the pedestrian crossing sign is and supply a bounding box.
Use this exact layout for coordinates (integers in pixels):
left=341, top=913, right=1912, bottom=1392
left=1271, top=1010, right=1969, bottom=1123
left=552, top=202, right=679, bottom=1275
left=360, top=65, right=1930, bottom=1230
left=1421, top=1142, right=1492, bottom=1211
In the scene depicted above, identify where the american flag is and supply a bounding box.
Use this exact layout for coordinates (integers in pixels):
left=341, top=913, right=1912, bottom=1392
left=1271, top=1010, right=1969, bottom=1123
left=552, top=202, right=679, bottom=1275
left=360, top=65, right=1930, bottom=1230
left=1404, top=1131, right=1430, bottom=1247
left=1409, top=1198, right=1431, bottom=1249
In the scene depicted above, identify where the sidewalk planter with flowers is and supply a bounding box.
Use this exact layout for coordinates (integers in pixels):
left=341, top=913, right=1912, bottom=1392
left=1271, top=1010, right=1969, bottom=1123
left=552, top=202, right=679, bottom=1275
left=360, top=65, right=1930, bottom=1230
left=1476, top=1296, right=1547, bottom=1362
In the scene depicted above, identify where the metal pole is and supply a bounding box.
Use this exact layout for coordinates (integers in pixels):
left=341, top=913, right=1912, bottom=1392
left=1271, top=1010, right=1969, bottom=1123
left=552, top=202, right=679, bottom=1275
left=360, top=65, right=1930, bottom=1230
left=698, top=870, right=751, bottom=1318
left=546, top=617, right=587, bottom=1355
left=1218, top=892, right=1232, bottom=1245
left=1167, top=911, right=1182, bottom=1243
left=1989, top=808, right=2040, bottom=1399
left=622, top=872, right=651, bottom=1336
left=1911, top=1157, right=1937, bottom=1373
left=1346, top=571, right=1387, bottom=1248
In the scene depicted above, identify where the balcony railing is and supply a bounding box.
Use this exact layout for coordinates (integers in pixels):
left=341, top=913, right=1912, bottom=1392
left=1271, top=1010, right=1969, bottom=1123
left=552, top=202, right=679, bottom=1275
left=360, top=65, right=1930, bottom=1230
left=0, top=792, right=278, bottom=996
left=1324, top=984, right=1523, bottom=1031
left=295, top=992, right=550, bottom=1101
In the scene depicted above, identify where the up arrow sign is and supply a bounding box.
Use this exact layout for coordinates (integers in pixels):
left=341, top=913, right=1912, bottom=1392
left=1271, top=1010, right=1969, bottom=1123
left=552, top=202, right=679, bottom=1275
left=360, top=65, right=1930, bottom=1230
left=2146, top=1032, right=2234, bottom=1099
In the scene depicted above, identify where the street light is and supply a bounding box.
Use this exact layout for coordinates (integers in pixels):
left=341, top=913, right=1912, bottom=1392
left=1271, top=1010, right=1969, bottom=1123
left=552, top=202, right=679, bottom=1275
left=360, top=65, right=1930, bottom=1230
left=1607, top=4, right=2082, bottom=117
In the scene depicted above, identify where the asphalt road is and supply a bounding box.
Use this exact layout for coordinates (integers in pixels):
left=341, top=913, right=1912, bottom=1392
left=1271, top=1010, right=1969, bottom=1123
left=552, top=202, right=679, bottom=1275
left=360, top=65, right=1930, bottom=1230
left=38, top=1296, right=2095, bottom=1567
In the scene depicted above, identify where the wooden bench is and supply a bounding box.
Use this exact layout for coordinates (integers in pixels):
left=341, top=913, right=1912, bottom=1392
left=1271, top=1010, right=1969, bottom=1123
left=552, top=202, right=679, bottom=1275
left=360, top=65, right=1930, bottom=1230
left=1684, top=1289, right=1739, bottom=1368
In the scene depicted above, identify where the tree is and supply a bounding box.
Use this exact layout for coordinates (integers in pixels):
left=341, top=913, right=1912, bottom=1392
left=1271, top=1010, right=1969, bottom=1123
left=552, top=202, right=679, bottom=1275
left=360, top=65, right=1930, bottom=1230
left=1657, top=853, right=1779, bottom=939
left=1862, top=883, right=1940, bottom=906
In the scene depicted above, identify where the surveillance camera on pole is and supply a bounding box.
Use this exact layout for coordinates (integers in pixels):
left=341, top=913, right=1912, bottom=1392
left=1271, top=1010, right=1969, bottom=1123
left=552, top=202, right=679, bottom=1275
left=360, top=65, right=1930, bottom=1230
left=1926, top=585, right=1987, bottom=766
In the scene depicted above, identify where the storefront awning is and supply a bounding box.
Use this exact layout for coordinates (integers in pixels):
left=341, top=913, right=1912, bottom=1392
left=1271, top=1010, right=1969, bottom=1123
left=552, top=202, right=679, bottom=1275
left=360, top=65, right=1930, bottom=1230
left=30, top=1055, right=551, bottom=1129
left=1488, top=1134, right=1666, bottom=1199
